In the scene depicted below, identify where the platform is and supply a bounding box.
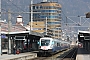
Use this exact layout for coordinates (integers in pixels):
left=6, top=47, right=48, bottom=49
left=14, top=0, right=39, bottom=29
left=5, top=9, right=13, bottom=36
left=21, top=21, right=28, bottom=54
left=0, top=52, right=37, bottom=60
left=76, top=48, right=90, bottom=60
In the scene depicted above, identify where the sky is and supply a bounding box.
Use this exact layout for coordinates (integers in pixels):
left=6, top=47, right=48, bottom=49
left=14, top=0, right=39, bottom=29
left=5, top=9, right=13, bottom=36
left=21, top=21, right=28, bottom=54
left=1, top=0, right=90, bottom=33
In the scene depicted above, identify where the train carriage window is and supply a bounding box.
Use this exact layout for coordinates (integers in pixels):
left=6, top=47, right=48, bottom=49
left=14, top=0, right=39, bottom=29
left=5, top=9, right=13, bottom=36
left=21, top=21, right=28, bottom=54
left=57, top=43, right=60, bottom=47
left=52, top=41, right=54, bottom=44
left=41, top=39, right=50, bottom=46
left=61, top=43, right=63, bottom=47
left=54, top=41, right=57, bottom=46
left=37, top=41, right=39, bottom=44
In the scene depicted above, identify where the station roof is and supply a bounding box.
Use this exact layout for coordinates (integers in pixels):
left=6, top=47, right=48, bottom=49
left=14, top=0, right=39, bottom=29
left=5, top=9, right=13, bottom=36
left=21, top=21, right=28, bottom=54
left=1, top=22, right=26, bottom=32
left=78, top=30, right=90, bottom=34
left=78, top=30, right=90, bottom=42
left=0, top=22, right=44, bottom=37
left=4, top=31, right=44, bottom=37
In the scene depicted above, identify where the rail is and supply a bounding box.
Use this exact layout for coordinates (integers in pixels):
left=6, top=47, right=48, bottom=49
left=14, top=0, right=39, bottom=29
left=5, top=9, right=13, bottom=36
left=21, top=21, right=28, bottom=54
left=59, top=47, right=77, bottom=60
left=27, top=57, right=48, bottom=60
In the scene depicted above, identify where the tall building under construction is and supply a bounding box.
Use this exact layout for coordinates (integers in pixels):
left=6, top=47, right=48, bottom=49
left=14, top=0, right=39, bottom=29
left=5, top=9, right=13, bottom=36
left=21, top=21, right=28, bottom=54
left=29, top=0, right=62, bottom=39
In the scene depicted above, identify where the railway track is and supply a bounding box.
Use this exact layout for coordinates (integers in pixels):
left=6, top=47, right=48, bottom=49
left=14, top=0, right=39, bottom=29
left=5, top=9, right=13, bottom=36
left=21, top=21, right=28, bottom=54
left=27, top=50, right=68, bottom=60
left=57, top=47, right=78, bottom=60
left=27, top=47, right=77, bottom=60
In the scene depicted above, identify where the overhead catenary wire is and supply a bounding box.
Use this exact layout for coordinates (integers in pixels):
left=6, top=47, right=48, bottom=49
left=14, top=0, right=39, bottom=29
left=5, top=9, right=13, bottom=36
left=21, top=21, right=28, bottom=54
left=2, top=0, right=31, bottom=24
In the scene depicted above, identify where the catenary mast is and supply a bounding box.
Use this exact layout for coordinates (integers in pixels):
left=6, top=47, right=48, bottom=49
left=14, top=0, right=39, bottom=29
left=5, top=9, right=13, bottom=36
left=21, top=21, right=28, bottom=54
left=0, top=0, right=2, bottom=55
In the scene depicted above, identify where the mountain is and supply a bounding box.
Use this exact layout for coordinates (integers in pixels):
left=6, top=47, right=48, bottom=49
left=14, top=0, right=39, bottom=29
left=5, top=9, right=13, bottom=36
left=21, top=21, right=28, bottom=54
left=1, top=0, right=90, bottom=25
left=59, top=0, right=90, bottom=16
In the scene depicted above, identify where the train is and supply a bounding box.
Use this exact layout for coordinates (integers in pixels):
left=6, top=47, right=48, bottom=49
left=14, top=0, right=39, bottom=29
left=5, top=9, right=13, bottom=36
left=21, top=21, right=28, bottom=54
left=38, top=37, right=70, bottom=55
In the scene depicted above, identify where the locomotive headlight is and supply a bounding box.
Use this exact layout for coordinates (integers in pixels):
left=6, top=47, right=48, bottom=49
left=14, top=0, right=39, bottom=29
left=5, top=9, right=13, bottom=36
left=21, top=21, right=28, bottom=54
left=39, top=46, right=41, bottom=48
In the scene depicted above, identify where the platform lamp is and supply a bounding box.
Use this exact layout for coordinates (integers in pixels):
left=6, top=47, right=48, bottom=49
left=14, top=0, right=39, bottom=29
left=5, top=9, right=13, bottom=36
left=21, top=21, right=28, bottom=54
left=86, top=12, right=90, bottom=18
left=86, top=12, right=90, bottom=31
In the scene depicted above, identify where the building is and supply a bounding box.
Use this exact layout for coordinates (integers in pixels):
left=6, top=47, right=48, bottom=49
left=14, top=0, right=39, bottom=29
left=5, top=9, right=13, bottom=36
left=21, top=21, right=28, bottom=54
left=0, top=15, right=28, bottom=53
left=1, top=15, right=44, bottom=54
left=29, top=0, right=62, bottom=39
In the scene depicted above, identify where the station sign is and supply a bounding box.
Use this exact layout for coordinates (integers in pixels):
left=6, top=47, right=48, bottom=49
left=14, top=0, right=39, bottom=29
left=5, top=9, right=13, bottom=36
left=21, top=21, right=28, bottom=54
left=14, top=36, right=26, bottom=40
left=1, top=35, right=7, bottom=38
left=80, top=36, right=84, bottom=37
left=84, top=36, right=90, bottom=40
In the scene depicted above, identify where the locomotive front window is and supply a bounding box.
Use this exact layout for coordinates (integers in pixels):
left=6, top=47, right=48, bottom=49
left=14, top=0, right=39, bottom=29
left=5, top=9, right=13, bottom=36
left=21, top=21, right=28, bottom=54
left=41, top=39, right=50, bottom=46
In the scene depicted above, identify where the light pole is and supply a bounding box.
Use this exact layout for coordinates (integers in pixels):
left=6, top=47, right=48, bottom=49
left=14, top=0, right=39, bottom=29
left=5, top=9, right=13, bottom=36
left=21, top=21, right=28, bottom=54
left=0, top=0, right=1, bottom=55
left=0, top=24, right=1, bottom=55
left=30, top=0, right=33, bottom=31
left=8, top=9, right=12, bottom=54
left=45, top=17, right=47, bottom=35
left=58, top=28, right=59, bottom=39
left=85, top=12, right=90, bottom=31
